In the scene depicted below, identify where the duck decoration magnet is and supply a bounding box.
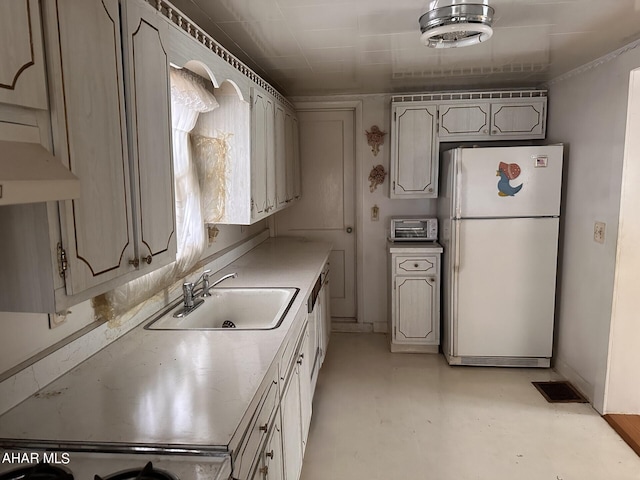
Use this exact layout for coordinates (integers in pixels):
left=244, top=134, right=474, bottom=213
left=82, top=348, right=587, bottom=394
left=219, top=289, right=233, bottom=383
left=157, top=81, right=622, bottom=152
left=496, top=162, right=523, bottom=197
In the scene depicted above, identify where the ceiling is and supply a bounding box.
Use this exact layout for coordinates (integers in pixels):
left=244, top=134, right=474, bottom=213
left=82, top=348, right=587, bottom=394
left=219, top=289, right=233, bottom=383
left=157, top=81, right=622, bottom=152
left=169, top=0, right=640, bottom=97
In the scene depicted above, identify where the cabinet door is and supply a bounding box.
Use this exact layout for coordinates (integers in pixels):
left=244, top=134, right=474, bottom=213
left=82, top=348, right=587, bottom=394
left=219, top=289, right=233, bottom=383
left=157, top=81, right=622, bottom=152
left=122, top=0, right=176, bottom=271
left=251, top=90, right=269, bottom=219
left=391, top=105, right=438, bottom=198
left=299, top=330, right=312, bottom=454
left=438, top=103, right=490, bottom=138
left=275, top=105, right=287, bottom=208
left=284, top=110, right=295, bottom=202
left=281, top=368, right=303, bottom=480
left=393, top=275, right=438, bottom=345
left=53, top=0, right=135, bottom=294
left=292, top=115, right=301, bottom=201
left=264, top=413, right=285, bottom=480
left=490, top=100, right=546, bottom=137
left=266, top=99, right=277, bottom=213
left=0, top=0, right=47, bottom=109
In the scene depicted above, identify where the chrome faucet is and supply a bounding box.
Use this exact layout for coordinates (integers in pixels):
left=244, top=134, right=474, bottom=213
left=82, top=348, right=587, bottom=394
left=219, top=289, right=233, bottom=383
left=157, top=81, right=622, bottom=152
left=174, top=269, right=211, bottom=318
left=173, top=271, right=238, bottom=318
left=202, top=272, right=237, bottom=297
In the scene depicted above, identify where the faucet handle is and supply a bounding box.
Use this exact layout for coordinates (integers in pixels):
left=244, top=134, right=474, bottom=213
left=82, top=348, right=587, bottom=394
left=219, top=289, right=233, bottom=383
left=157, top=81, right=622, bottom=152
left=182, top=282, right=196, bottom=308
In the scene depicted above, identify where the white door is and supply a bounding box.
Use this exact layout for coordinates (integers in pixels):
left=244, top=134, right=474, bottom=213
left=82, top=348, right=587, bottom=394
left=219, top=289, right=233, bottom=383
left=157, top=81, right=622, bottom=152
left=453, top=217, right=559, bottom=358
left=274, top=109, right=356, bottom=319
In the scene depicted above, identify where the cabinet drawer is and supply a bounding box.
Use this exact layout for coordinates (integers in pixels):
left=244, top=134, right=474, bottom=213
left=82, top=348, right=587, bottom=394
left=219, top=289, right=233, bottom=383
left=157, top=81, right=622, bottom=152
left=394, top=256, right=438, bottom=275
left=235, top=370, right=279, bottom=480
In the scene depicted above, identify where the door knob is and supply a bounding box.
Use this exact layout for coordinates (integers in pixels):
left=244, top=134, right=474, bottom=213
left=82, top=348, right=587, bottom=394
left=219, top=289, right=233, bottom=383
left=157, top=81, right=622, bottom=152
left=346, top=226, right=353, bottom=234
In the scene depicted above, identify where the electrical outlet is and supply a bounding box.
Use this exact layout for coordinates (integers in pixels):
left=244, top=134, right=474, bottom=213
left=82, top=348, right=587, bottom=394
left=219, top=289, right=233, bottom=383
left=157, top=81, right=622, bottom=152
left=48, top=311, right=70, bottom=329
left=594, top=221, right=606, bottom=244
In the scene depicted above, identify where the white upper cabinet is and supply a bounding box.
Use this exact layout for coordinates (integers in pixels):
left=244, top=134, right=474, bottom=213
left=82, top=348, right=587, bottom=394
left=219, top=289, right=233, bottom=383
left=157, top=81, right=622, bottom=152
left=275, top=105, right=288, bottom=208
left=251, top=88, right=277, bottom=222
left=490, top=99, right=546, bottom=137
left=390, top=104, right=438, bottom=199
left=389, top=91, right=547, bottom=199
left=438, top=103, right=490, bottom=138
left=0, top=0, right=48, bottom=109
left=46, top=0, right=176, bottom=296
left=122, top=0, right=176, bottom=271
left=50, top=0, right=136, bottom=294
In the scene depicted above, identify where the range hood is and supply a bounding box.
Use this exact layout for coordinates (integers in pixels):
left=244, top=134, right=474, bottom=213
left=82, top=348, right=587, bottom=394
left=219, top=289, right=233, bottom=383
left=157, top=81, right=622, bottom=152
left=0, top=140, right=80, bottom=206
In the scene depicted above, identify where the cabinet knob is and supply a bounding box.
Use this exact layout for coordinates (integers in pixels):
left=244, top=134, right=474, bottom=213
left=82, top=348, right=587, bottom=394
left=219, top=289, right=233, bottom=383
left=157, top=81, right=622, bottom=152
left=346, top=226, right=353, bottom=234
left=259, top=423, right=268, bottom=432
left=129, top=258, right=140, bottom=268
left=428, top=187, right=433, bottom=193
left=414, top=263, right=419, bottom=268
left=492, top=130, right=497, bottom=134
left=483, top=129, right=488, bottom=134
left=297, top=353, right=304, bottom=365
left=143, top=255, right=153, bottom=265
left=260, top=466, right=269, bottom=475
left=266, top=450, right=274, bottom=459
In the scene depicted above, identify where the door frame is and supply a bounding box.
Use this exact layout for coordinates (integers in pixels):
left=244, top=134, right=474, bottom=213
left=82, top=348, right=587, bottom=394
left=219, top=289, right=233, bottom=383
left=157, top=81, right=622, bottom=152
left=282, top=100, right=365, bottom=326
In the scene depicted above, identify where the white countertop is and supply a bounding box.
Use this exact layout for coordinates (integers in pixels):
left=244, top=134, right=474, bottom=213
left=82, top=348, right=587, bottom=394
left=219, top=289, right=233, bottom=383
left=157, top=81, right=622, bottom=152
left=0, top=237, right=331, bottom=451
left=388, top=241, right=443, bottom=253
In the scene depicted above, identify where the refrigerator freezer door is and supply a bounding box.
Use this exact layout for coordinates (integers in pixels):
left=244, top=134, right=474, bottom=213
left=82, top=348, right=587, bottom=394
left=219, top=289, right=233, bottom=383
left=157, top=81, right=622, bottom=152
left=453, top=217, right=559, bottom=358
left=456, top=145, right=563, bottom=218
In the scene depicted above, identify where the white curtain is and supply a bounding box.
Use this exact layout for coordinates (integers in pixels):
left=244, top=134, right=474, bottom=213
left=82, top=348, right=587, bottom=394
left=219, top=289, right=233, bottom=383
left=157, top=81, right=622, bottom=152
left=98, top=67, right=219, bottom=321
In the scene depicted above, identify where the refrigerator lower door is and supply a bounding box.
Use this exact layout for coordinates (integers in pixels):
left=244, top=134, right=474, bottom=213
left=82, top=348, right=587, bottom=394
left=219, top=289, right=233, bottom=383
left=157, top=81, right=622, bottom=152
left=453, top=217, right=559, bottom=361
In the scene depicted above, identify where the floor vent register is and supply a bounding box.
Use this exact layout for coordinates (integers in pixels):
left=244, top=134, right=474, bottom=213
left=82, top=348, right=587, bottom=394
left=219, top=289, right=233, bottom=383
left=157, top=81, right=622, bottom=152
left=532, top=381, right=588, bottom=403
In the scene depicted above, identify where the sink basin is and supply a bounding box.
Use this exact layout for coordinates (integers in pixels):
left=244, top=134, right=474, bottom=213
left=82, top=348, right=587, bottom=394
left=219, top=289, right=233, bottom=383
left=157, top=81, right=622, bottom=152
left=145, top=287, right=299, bottom=330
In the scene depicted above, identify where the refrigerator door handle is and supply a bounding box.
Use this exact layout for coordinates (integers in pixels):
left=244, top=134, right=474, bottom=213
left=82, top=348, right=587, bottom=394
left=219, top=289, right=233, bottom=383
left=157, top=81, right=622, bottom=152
left=451, top=220, right=461, bottom=356
left=455, top=153, right=462, bottom=219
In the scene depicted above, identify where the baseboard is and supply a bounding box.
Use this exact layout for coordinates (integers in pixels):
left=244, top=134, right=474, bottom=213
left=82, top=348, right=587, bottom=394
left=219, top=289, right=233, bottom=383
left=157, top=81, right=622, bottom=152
left=332, top=322, right=373, bottom=333
left=390, top=343, right=439, bottom=354
left=373, top=321, right=388, bottom=333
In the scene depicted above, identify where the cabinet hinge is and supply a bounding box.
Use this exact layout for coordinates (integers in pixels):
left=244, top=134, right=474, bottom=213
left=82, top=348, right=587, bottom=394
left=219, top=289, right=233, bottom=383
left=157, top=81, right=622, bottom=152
left=392, top=181, right=396, bottom=192
left=394, top=111, right=396, bottom=121
left=393, top=279, right=396, bottom=289
left=57, top=243, right=68, bottom=278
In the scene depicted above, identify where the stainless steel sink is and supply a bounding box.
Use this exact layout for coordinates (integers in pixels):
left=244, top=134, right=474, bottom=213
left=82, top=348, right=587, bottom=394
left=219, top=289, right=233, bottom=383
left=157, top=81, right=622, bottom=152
left=145, top=287, right=299, bottom=330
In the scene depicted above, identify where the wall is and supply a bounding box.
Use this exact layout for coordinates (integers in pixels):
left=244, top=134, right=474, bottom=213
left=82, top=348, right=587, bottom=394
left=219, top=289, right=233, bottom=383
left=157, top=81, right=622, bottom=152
left=0, top=222, right=266, bottom=376
left=285, top=94, right=435, bottom=332
left=546, top=41, right=640, bottom=412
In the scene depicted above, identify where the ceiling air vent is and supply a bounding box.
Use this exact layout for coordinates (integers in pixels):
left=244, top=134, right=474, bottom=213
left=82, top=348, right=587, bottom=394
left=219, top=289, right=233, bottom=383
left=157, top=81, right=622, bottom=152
left=419, top=0, right=495, bottom=49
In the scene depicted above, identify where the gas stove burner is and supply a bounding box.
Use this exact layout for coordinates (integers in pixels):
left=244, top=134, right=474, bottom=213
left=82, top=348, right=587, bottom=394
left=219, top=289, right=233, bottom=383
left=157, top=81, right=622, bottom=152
left=95, top=462, right=178, bottom=480
left=0, top=463, right=73, bottom=480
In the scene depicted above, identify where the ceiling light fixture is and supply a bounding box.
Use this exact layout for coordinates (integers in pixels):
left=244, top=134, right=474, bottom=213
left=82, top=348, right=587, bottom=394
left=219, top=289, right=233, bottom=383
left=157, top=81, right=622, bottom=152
left=419, top=0, right=495, bottom=49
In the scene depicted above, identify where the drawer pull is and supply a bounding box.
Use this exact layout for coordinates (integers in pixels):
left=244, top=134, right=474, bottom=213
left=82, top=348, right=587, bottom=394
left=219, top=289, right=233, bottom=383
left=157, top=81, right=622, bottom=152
left=259, top=423, right=268, bottom=432
left=266, top=450, right=274, bottom=459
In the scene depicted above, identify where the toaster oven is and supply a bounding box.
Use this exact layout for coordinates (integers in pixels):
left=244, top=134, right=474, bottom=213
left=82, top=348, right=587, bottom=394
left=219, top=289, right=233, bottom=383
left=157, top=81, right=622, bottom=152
left=390, top=218, right=438, bottom=242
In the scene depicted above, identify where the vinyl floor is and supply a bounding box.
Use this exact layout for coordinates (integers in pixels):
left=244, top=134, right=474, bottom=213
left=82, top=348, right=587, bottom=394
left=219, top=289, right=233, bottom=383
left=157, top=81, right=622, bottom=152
left=300, top=333, right=640, bottom=480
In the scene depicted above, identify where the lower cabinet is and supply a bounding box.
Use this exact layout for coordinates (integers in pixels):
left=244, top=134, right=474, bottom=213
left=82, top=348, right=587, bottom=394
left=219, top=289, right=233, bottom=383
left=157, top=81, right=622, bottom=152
left=281, top=323, right=312, bottom=480
left=389, top=243, right=443, bottom=353
left=236, top=317, right=315, bottom=480
left=281, top=361, right=303, bottom=480
left=251, top=409, right=284, bottom=480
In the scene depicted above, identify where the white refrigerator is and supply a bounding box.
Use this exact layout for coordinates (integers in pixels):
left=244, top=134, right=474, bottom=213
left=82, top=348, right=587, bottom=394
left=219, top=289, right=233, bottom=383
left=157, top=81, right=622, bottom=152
left=437, top=145, right=563, bottom=367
